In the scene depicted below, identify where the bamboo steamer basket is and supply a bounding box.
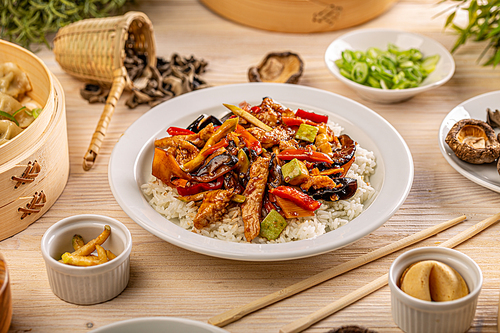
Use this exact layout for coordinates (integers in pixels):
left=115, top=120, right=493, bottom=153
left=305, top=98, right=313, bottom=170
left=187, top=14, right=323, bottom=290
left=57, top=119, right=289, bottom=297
left=53, top=11, right=156, bottom=170
left=200, top=0, right=398, bottom=33
left=0, top=40, right=69, bottom=241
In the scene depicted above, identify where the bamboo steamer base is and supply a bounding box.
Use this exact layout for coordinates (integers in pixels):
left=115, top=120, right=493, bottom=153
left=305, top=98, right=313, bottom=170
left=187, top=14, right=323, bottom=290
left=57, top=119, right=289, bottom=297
left=0, top=75, right=69, bottom=241
left=200, top=0, right=398, bottom=33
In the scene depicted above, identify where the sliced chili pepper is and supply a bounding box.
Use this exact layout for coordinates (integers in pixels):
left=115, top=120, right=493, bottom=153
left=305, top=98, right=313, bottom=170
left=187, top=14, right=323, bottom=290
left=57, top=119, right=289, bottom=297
left=295, top=109, right=329, bottom=124
left=176, top=176, right=224, bottom=196
left=270, top=186, right=321, bottom=211
left=167, top=126, right=195, bottom=136
left=203, top=138, right=229, bottom=157
left=250, top=106, right=261, bottom=114
left=277, top=149, right=332, bottom=164
left=236, top=124, right=262, bottom=154
left=281, top=117, right=318, bottom=127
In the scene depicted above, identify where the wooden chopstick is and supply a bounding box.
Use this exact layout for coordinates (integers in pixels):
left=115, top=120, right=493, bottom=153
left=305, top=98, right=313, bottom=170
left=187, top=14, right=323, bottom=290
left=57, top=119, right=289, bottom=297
left=280, top=212, right=500, bottom=333
left=208, top=215, right=466, bottom=327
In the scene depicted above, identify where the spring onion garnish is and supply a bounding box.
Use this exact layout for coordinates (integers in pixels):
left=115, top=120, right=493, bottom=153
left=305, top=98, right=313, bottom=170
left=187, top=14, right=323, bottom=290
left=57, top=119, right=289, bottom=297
left=25, top=107, right=42, bottom=119
left=0, top=107, right=24, bottom=126
left=335, top=43, right=440, bottom=90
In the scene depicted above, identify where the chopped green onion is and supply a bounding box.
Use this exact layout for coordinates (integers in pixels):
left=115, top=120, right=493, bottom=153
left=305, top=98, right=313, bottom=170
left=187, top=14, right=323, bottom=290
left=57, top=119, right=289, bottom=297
left=351, top=62, right=368, bottom=84
left=25, top=107, right=42, bottom=119
left=335, top=44, right=440, bottom=90
left=12, top=106, right=26, bottom=117
left=0, top=110, right=19, bottom=126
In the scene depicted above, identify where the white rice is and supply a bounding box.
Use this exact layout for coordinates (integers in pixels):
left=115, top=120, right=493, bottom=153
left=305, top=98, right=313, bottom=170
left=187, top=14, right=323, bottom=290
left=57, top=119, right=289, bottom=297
left=141, top=122, right=377, bottom=244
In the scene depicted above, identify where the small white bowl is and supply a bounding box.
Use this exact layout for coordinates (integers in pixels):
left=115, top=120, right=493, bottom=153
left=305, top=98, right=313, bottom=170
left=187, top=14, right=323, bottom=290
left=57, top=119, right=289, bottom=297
left=41, top=214, right=132, bottom=305
left=324, top=28, right=455, bottom=104
left=388, top=247, right=483, bottom=333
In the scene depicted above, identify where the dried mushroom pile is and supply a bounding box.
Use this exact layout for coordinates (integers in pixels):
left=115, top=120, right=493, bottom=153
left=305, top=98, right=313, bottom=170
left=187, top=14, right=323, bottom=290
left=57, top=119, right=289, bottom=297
left=445, top=108, right=500, bottom=175
left=81, top=40, right=209, bottom=108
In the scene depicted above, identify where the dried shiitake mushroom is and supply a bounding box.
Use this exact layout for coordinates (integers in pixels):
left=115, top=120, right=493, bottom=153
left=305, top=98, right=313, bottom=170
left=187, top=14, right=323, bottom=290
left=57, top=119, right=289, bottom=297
left=487, top=108, right=500, bottom=128
left=445, top=118, right=500, bottom=164
left=248, top=51, right=303, bottom=84
left=498, top=133, right=500, bottom=175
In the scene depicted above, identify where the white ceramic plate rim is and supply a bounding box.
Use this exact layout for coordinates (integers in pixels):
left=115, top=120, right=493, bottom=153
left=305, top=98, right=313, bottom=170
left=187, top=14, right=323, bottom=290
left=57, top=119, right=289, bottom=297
left=324, top=28, right=455, bottom=95
left=438, top=90, right=500, bottom=193
left=109, top=83, right=413, bottom=261
left=90, top=317, right=229, bottom=333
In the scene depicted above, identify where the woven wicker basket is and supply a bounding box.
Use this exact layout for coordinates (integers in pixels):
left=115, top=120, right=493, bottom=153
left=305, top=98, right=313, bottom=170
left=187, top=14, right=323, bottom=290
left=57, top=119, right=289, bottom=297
left=53, top=11, right=156, bottom=170
left=0, top=40, right=69, bottom=241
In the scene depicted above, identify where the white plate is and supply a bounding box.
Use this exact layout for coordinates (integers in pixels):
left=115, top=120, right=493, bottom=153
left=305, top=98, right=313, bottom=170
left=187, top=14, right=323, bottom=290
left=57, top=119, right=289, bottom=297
left=324, top=28, right=455, bottom=104
left=109, top=83, right=413, bottom=261
left=91, top=317, right=229, bottom=333
left=438, top=90, right=500, bottom=193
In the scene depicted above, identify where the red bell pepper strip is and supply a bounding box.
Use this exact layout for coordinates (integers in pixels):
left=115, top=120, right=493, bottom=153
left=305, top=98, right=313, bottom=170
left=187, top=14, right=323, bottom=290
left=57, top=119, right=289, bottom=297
left=203, top=138, right=229, bottom=157
left=177, top=176, right=224, bottom=196
left=295, top=109, right=328, bottom=124
left=250, top=106, right=261, bottom=113
left=236, top=124, right=262, bottom=154
left=282, top=117, right=318, bottom=127
left=270, top=186, right=321, bottom=211
left=277, top=149, right=333, bottom=164
left=167, top=126, right=195, bottom=136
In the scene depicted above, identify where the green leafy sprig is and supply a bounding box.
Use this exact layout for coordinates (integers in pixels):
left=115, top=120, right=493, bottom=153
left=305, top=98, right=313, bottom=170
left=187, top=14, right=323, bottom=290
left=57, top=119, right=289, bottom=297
left=0, top=0, right=130, bottom=51
left=440, top=0, right=500, bottom=66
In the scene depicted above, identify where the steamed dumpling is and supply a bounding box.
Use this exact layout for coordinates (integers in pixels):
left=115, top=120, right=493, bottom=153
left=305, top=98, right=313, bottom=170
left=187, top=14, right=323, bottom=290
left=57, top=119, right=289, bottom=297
left=0, top=119, right=23, bottom=145
left=0, top=91, right=35, bottom=128
left=0, top=62, right=32, bottom=99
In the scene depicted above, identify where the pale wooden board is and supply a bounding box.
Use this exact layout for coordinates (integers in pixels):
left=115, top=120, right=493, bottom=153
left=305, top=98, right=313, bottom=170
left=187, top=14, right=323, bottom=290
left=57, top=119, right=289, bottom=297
left=2, top=0, right=500, bottom=332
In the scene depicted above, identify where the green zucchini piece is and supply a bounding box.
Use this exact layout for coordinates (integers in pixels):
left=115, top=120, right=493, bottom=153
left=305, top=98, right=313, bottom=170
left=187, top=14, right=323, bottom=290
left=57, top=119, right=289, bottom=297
left=281, top=158, right=309, bottom=185
left=260, top=209, right=287, bottom=240
left=295, top=123, right=319, bottom=142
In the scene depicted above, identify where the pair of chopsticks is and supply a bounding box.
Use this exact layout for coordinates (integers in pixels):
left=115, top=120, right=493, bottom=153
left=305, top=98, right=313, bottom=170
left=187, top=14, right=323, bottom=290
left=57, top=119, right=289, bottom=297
left=208, top=212, right=500, bottom=332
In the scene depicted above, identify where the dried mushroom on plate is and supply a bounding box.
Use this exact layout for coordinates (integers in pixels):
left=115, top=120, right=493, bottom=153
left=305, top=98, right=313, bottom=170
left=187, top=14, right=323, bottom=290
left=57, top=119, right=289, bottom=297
left=248, top=51, right=303, bottom=84
left=487, top=108, right=500, bottom=128
left=445, top=118, right=500, bottom=164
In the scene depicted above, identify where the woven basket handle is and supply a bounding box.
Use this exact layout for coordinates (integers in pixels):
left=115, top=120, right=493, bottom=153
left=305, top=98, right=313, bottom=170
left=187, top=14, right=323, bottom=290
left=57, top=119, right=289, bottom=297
left=83, top=68, right=127, bottom=171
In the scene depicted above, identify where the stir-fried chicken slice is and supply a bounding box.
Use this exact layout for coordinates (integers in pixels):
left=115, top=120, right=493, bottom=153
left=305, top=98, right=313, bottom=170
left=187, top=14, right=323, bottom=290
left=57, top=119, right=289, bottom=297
left=300, top=175, right=337, bottom=191
left=247, top=126, right=294, bottom=148
left=279, top=138, right=299, bottom=151
left=241, top=156, right=270, bottom=241
left=315, top=123, right=335, bottom=154
left=193, top=189, right=234, bottom=229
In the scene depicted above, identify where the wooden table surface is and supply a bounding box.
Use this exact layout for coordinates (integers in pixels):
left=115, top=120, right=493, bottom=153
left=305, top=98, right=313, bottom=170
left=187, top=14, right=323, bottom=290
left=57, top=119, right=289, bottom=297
left=2, top=0, right=500, bottom=332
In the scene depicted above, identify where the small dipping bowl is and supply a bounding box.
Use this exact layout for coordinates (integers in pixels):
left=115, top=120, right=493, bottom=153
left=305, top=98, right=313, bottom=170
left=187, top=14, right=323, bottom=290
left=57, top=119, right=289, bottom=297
left=389, top=247, right=482, bottom=333
left=41, top=214, right=132, bottom=305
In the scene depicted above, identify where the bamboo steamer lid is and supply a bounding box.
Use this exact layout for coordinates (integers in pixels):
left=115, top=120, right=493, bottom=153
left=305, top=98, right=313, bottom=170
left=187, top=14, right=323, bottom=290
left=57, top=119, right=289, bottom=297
left=0, top=40, right=69, bottom=241
left=200, top=0, right=398, bottom=33
left=53, top=11, right=156, bottom=170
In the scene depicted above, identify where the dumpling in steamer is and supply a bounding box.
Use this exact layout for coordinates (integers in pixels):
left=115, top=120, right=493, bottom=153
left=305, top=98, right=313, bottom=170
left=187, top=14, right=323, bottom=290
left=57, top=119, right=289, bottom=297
left=0, top=62, right=32, bottom=99
left=0, top=120, right=23, bottom=145
left=0, top=92, right=35, bottom=128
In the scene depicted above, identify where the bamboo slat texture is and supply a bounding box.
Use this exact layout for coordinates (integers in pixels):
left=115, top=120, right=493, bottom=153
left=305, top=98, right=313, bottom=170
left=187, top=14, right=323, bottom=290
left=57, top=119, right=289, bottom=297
left=1, top=0, right=500, bottom=332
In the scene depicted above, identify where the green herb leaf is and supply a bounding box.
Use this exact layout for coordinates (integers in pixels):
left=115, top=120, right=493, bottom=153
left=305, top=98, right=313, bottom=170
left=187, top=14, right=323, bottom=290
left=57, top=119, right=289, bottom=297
left=0, top=111, right=19, bottom=126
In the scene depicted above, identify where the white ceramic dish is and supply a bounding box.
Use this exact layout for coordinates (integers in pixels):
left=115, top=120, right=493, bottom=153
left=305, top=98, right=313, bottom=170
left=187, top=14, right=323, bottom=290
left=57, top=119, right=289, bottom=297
left=438, top=90, right=500, bottom=193
left=41, top=214, right=132, bottom=305
left=91, top=317, right=229, bottom=333
left=325, top=28, right=455, bottom=104
left=389, top=247, right=483, bottom=333
left=109, top=83, right=413, bottom=261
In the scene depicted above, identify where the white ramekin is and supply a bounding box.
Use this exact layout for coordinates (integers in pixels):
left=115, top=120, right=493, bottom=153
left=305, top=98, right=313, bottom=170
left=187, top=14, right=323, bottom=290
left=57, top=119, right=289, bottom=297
left=41, top=214, right=132, bottom=305
left=388, top=247, right=483, bottom=333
